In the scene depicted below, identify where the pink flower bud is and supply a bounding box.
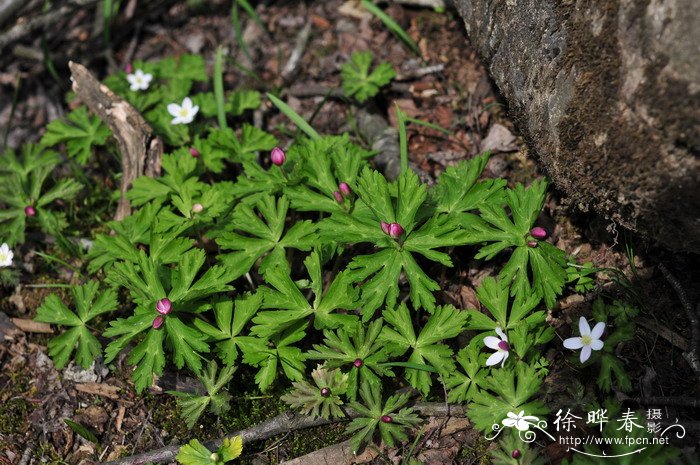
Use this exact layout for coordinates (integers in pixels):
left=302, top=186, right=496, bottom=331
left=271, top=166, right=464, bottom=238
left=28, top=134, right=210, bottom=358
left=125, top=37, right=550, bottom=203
left=381, top=415, right=393, bottom=423
left=24, top=206, right=36, bottom=217
left=152, top=315, right=164, bottom=330
left=353, top=358, right=363, bottom=368
left=156, top=298, right=171, bottom=315
left=389, top=223, right=404, bottom=238
left=530, top=227, right=548, bottom=239
left=339, top=182, right=351, bottom=196
left=270, top=147, right=286, bottom=166
left=320, top=387, right=331, bottom=397
left=511, top=449, right=521, bottom=459
left=498, top=340, right=510, bottom=351
left=380, top=221, right=391, bottom=235
left=527, top=240, right=538, bottom=248
left=125, top=63, right=133, bottom=74
left=192, top=203, right=204, bottom=213
left=189, top=147, right=200, bottom=158
left=333, top=191, right=343, bottom=203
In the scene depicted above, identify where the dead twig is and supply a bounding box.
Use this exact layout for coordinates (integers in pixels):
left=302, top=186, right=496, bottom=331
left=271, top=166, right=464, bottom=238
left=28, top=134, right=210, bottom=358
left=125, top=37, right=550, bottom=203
left=102, top=402, right=465, bottom=465
left=394, top=63, right=445, bottom=81
left=658, top=263, right=700, bottom=378
left=69, top=61, right=162, bottom=220
left=281, top=21, right=312, bottom=82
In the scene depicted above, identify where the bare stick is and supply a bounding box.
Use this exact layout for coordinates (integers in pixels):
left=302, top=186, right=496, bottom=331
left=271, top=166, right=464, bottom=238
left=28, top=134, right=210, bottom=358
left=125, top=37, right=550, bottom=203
left=281, top=21, right=312, bottom=82
left=102, top=402, right=465, bottom=465
left=68, top=61, right=162, bottom=220
left=658, top=263, right=700, bottom=377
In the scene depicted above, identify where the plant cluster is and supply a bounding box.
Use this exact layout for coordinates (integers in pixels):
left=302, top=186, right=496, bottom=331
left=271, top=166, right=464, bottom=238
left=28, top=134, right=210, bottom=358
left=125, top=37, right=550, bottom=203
left=0, top=51, right=645, bottom=461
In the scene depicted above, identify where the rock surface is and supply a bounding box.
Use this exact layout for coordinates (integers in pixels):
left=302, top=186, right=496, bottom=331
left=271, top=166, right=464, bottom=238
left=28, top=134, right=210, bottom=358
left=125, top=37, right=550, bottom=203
left=453, top=0, right=700, bottom=251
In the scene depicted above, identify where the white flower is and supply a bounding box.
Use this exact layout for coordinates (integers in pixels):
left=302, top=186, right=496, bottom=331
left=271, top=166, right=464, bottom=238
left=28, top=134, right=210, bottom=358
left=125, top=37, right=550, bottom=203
left=167, top=97, right=199, bottom=125
left=0, top=243, right=13, bottom=267
left=563, top=316, right=605, bottom=363
left=126, top=69, right=153, bottom=91
left=484, top=327, right=510, bottom=367
left=502, top=411, right=539, bottom=431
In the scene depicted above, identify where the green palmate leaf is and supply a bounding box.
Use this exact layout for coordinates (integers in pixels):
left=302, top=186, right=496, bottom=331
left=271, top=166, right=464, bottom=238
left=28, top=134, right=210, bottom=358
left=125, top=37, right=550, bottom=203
left=0, top=145, right=82, bottom=246
left=169, top=360, right=236, bottom=428
left=445, top=343, right=488, bottom=403
left=284, top=135, right=371, bottom=214
left=430, top=152, right=506, bottom=214
left=194, top=293, right=262, bottom=366
left=127, top=152, right=202, bottom=207
left=34, top=281, right=117, bottom=369
left=41, top=106, right=111, bottom=164
left=104, top=248, right=231, bottom=391
left=252, top=250, right=359, bottom=337
left=462, top=180, right=567, bottom=308
left=281, top=365, right=348, bottom=419
left=468, top=362, right=547, bottom=432
left=341, top=51, right=395, bottom=102
left=379, top=304, right=469, bottom=395
left=176, top=436, right=243, bottom=465
left=346, top=380, right=422, bottom=454
left=464, top=276, right=543, bottom=331
left=240, top=322, right=307, bottom=392
left=206, top=125, right=277, bottom=165
left=306, top=319, right=393, bottom=401
left=216, top=195, right=317, bottom=279
left=320, top=168, right=468, bottom=318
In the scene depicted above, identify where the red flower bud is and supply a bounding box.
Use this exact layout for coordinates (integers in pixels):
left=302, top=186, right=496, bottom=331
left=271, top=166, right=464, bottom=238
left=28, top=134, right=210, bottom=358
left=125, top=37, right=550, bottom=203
left=189, top=147, right=200, bottom=158
left=389, top=223, right=404, bottom=238
left=271, top=147, right=286, bottom=166
left=320, top=387, right=331, bottom=397
left=125, top=63, right=133, bottom=74
left=381, top=415, right=393, bottom=423
left=24, top=206, right=36, bottom=217
left=530, top=227, right=548, bottom=239
left=152, top=315, right=164, bottom=329
left=333, top=191, right=343, bottom=203
left=156, top=298, right=172, bottom=315
left=511, top=449, right=521, bottom=459
left=339, top=182, right=351, bottom=196
left=353, top=358, right=363, bottom=368
left=527, top=240, right=538, bottom=248
left=380, top=221, right=391, bottom=235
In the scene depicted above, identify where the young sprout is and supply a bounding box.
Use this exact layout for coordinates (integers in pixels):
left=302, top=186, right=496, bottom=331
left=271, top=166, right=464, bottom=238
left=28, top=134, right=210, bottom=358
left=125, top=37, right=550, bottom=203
left=126, top=69, right=153, bottom=91
left=563, top=317, right=605, bottom=363
left=270, top=147, right=286, bottom=166
left=24, top=206, right=36, bottom=217
left=167, top=97, right=199, bottom=125
left=484, top=327, right=510, bottom=367
left=0, top=243, right=13, bottom=267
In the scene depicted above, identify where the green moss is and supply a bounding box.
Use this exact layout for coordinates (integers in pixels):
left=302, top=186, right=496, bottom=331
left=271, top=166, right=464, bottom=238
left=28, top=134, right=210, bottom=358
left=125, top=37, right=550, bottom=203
left=0, top=398, right=33, bottom=434
left=34, top=441, right=68, bottom=465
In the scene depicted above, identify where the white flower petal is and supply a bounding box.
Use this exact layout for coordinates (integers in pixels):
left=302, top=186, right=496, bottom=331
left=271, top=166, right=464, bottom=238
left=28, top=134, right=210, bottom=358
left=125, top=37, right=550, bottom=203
left=580, top=345, right=592, bottom=363
left=167, top=103, right=182, bottom=117
left=500, top=350, right=509, bottom=367
left=486, top=351, right=505, bottom=366
left=590, top=339, right=604, bottom=351
left=484, top=336, right=501, bottom=350
left=590, top=321, right=606, bottom=340
left=495, top=327, right=507, bottom=341
left=182, top=97, right=193, bottom=110
left=578, top=316, right=591, bottom=337
left=171, top=116, right=184, bottom=125
left=515, top=418, right=531, bottom=431
left=507, top=412, right=519, bottom=419
left=190, top=105, right=199, bottom=116
left=502, top=418, right=517, bottom=428
left=563, top=337, right=584, bottom=350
